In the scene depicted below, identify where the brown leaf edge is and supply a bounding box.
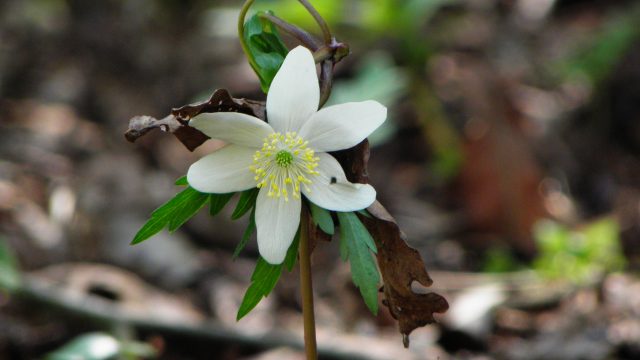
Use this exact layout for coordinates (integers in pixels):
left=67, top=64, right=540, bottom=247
left=364, top=202, right=449, bottom=347
left=125, top=89, right=265, bottom=151
left=332, top=140, right=449, bottom=348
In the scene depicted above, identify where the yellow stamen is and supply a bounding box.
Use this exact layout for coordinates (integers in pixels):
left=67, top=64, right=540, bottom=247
left=251, top=132, right=319, bottom=201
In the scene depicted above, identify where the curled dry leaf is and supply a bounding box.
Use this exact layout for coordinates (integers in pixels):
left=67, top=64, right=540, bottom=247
left=364, top=202, right=449, bottom=347
left=125, top=89, right=265, bottom=151
left=333, top=140, right=449, bottom=347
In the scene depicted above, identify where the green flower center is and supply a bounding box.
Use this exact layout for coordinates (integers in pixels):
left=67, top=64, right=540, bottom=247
left=250, top=132, right=320, bottom=201
left=275, top=150, right=294, bottom=167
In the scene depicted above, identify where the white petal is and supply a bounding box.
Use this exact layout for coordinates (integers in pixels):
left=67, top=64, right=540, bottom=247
left=302, top=153, right=376, bottom=211
left=299, top=101, right=387, bottom=152
left=187, top=145, right=256, bottom=193
left=190, top=112, right=273, bottom=148
left=266, top=46, right=319, bottom=133
left=255, top=188, right=301, bottom=264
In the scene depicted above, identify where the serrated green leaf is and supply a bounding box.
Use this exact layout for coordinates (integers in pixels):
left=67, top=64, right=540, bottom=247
left=310, top=203, right=335, bottom=235
left=338, top=212, right=380, bottom=315
left=232, top=188, right=259, bottom=220
left=132, top=187, right=208, bottom=245
left=233, top=207, right=256, bottom=259
left=237, top=231, right=300, bottom=320
left=243, top=12, right=289, bottom=93
left=237, top=258, right=282, bottom=320
left=0, top=237, right=20, bottom=292
left=210, top=192, right=234, bottom=216
left=174, top=175, right=188, bottom=186
left=339, top=212, right=377, bottom=253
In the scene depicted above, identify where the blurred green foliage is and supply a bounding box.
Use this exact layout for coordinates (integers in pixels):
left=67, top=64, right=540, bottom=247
left=255, top=0, right=453, bottom=36
left=0, top=237, right=20, bottom=293
left=533, top=218, right=625, bottom=284
left=482, top=246, right=522, bottom=273
left=483, top=218, right=626, bottom=282
left=553, top=7, right=640, bottom=86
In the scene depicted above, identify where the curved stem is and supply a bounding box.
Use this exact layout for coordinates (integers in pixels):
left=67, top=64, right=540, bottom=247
left=258, top=12, right=321, bottom=51
left=299, top=208, right=318, bottom=359
left=238, top=0, right=257, bottom=70
left=298, top=0, right=332, bottom=44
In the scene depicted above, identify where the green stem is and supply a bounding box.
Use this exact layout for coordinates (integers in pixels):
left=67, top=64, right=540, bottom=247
left=299, top=209, right=318, bottom=360
left=238, top=0, right=258, bottom=71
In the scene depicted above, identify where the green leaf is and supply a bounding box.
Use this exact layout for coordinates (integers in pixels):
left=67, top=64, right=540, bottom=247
left=132, top=187, right=209, bottom=245
left=236, top=258, right=282, bottom=321
left=243, top=12, right=289, bottom=93
left=338, top=212, right=380, bottom=315
left=174, top=175, right=188, bottom=186
left=232, top=188, right=259, bottom=220
left=339, top=212, right=377, bottom=253
left=210, top=192, right=234, bottom=216
left=237, top=231, right=300, bottom=320
left=233, top=206, right=256, bottom=259
left=0, top=237, right=20, bottom=292
left=309, top=203, right=335, bottom=235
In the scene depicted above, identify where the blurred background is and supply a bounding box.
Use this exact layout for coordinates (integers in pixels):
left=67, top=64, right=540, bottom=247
left=1, top=0, right=640, bottom=359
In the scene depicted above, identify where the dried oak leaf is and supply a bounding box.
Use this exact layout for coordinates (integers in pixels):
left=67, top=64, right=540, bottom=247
left=333, top=140, right=449, bottom=347
left=365, top=202, right=449, bottom=347
left=125, top=89, right=265, bottom=151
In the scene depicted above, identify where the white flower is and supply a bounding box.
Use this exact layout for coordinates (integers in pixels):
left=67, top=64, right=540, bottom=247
left=187, top=46, right=386, bottom=264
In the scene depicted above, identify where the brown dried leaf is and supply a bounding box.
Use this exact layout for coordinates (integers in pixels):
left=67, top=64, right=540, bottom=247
left=333, top=139, right=449, bottom=347
left=364, top=202, right=449, bottom=347
left=171, top=89, right=265, bottom=122
left=125, top=89, right=266, bottom=151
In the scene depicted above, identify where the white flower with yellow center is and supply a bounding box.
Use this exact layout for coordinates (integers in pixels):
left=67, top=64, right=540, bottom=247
left=187, top=46, right=386, bottom=264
